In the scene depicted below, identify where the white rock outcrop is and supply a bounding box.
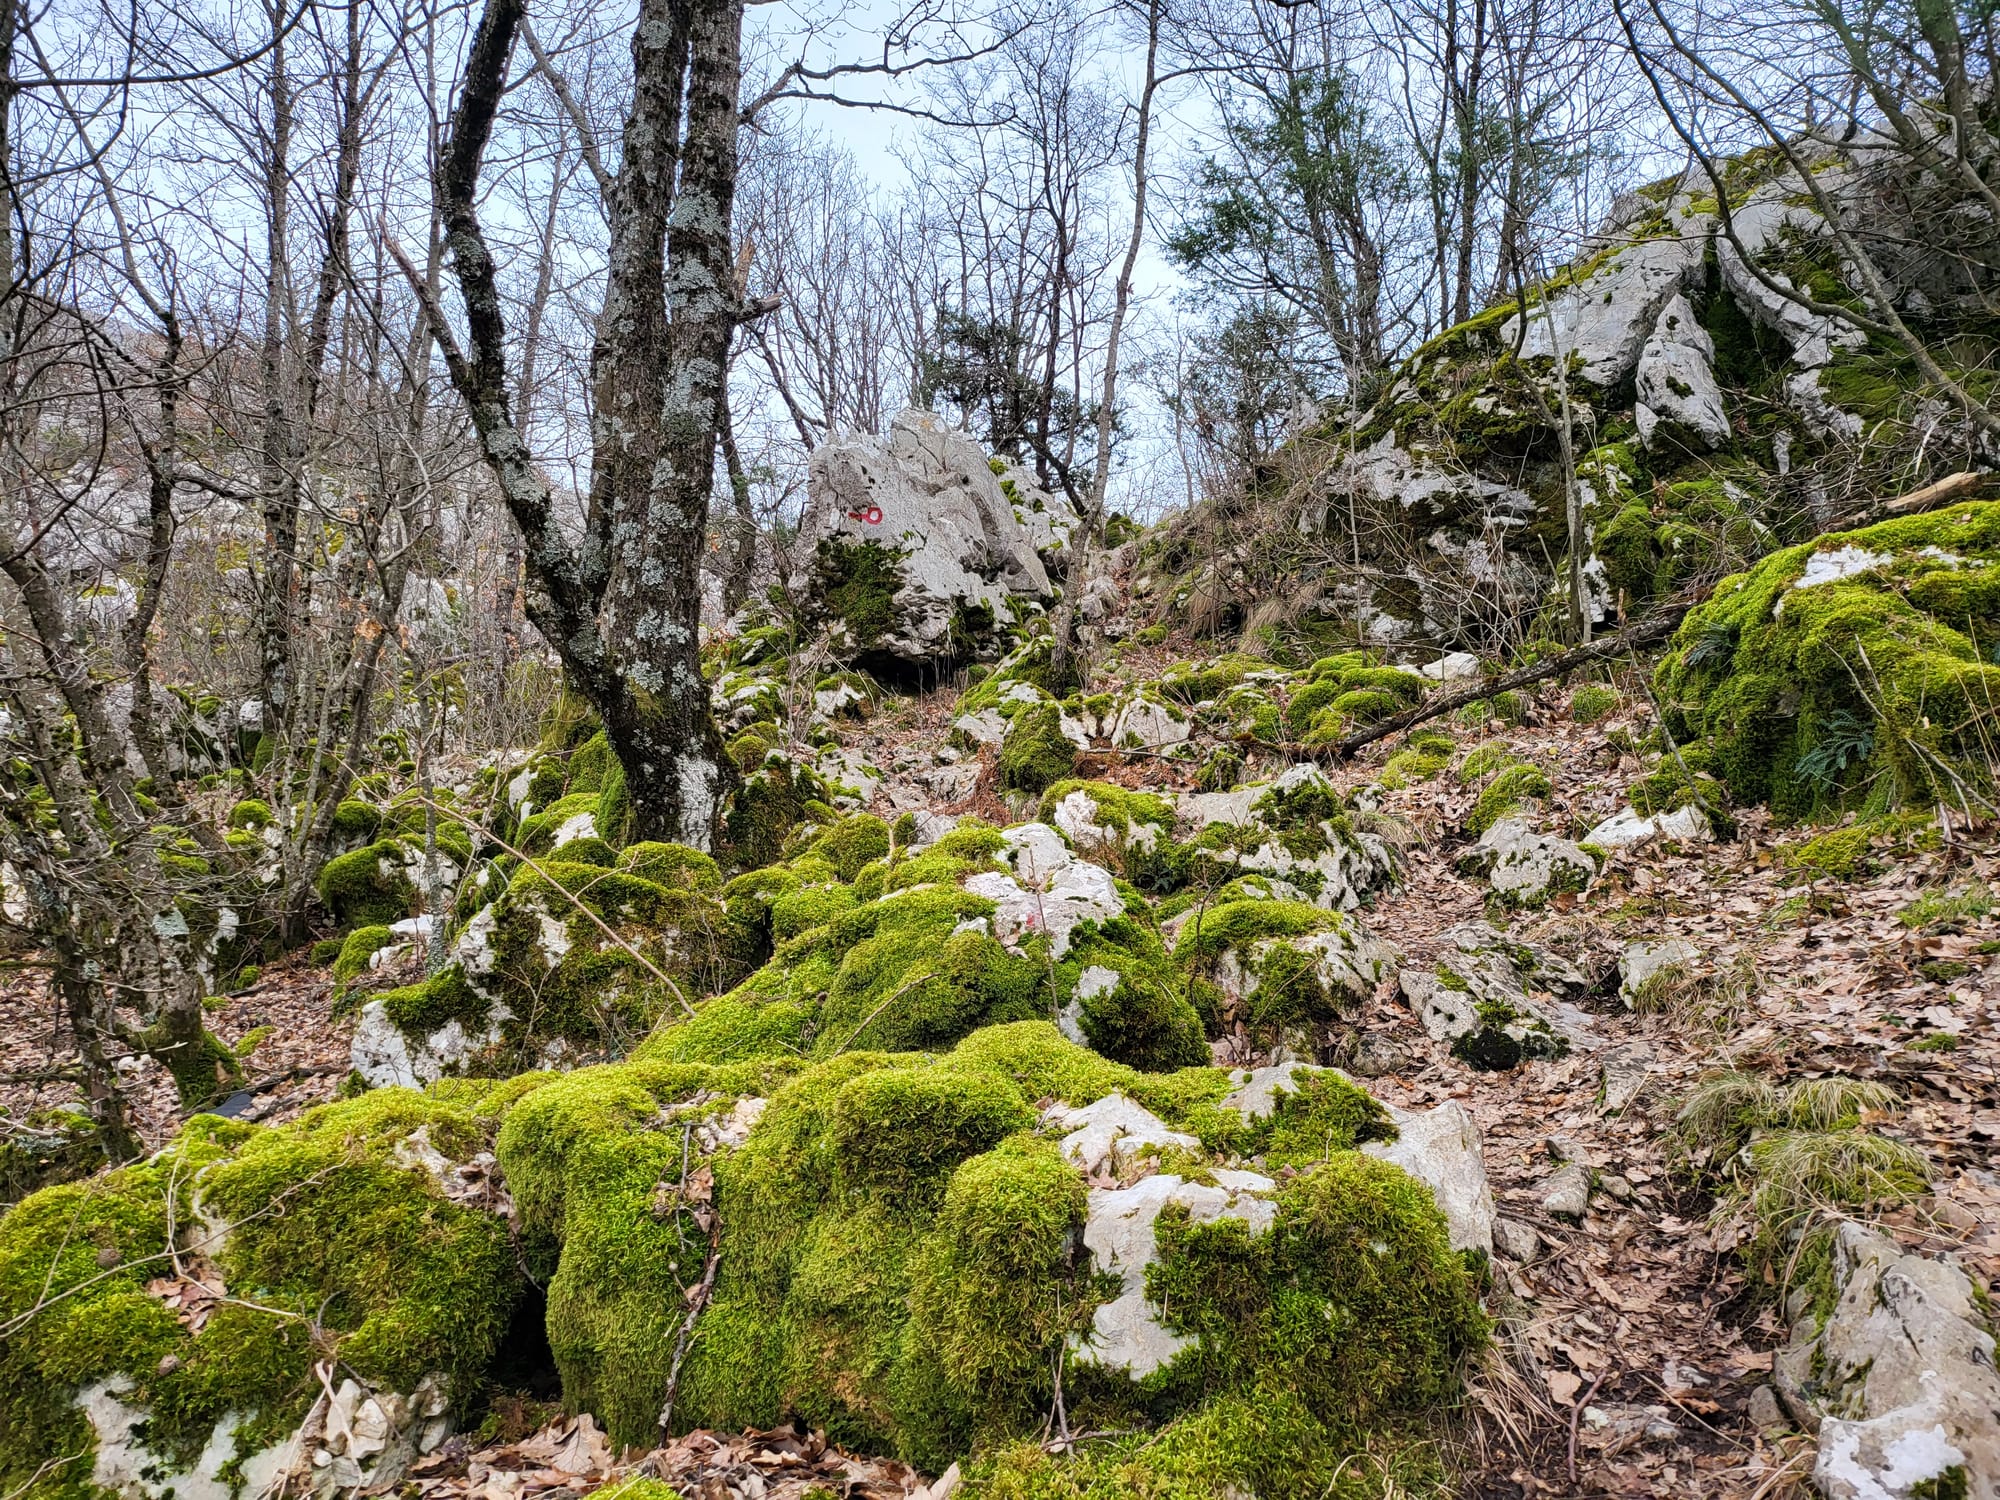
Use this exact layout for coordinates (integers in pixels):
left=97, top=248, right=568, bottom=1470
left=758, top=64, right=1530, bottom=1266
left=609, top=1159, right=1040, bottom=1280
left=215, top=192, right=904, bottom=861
left=804, top=411, right=1075, bottom=667
left=1635, top=294, right=1731, bottom=451
left=1771, top=1222, right=2000, bottom=1500
left=1458, top=817, right=1599, bottom=907
left=962, top=822, right=1123, bottom=959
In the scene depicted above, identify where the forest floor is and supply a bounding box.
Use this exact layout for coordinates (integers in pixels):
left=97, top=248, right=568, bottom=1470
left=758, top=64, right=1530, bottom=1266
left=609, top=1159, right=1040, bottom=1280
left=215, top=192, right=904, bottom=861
left=3, top=657, right=1995, bottom=1500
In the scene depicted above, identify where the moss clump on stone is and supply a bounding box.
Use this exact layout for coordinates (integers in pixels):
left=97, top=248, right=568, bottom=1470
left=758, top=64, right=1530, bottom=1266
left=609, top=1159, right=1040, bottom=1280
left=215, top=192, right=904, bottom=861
left=0, top=1096, right=519, bottom=1489
left=1571, top=684, right=1620, bottom=724
left=1466, top=763, right=1552, bottom=835
left=333, top=924, right=397, bottom=984
left=999, top=704, right=1077, bottom=795
left=316, top=839, right=418, bottom=929
left=1658, top=503, right=2000, bottom=820
left=1143, top=1151, right=1486, bottom=1417
left=1381, top=730, right=1455, bottom=788
left=226, top=798, right=273, bottom=831
left=1783, top=824, right=1874, bottom=881
left=814, top=538, right=905, bottom=656
left=1036, top=780, right=1185, bottom=892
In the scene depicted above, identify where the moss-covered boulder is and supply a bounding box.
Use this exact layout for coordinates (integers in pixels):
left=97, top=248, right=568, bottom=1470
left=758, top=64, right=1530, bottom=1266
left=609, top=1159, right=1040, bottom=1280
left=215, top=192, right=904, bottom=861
left=316, top=838, right=422, bottom=929
left=646, top=822, right=1206, bottom=1074
left=1170, top=898, right=1398, bottom=1053
left=3, top=1016, right=1489, bottom=1493
left=1658, top=502, right=2000, bottom=820
left=506, top=1022, right=1485, bottom=1467
left=0, top=1091, right=520, bottom=1496
left=352, top=843, right=744, bottom=1088
left=1179, top=763, right=1404, bottom=912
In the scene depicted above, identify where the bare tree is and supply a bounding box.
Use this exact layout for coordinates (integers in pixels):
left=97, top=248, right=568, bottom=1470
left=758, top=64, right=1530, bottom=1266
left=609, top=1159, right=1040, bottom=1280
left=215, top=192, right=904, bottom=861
left=419, top=0, right=756, bottom=850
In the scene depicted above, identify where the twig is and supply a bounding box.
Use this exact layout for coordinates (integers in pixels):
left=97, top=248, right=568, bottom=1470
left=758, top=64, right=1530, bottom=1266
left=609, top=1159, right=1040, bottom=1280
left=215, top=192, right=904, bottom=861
left=1567, top=1368, right=1613, bottom=1486
left=656, top=1217, right=723, bottom=1435
left=1328, top=603, right=1698, bottom=758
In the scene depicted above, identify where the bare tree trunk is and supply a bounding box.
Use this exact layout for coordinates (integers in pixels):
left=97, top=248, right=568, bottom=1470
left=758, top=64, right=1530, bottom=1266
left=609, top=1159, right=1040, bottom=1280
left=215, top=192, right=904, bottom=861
left=429, top=0, right=739, bottom=850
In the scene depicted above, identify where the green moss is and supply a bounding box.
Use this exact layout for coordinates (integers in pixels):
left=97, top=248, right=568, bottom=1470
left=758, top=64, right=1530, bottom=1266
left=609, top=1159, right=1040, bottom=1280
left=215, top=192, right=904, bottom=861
left=1783, top=824, right=1873, bottom=881
left=1380, top=729, right=1455, bottom=789
left=808, top=814, right=892, bottom=882
left=315, top=839, right=417, bottom=929
left=999, top=704, right=1077, bottom=795
left=1458, top=742, right=1515, bottom=783
left=1571, top=684, right=1620, bottom=724
left=1036, top=781, right=1185, bottom=892
left=226, top=798, right=273, bottom=831
left=1659, top=503, right=2000, bottom=819
left=1466, top=763, right=1551, bottom=834
left=816, top=539, right=906, bottom=655
left=1144, top=1153, right=1486, bottom=1418
left=332, top=924, right=397, bottom=984
left=0, top=1097, right=518, bottom=1489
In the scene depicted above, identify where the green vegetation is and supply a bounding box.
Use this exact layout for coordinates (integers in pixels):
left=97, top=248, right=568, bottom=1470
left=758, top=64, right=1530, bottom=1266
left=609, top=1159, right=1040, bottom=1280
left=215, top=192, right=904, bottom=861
left=1659, top=503, right=2000, bottom=821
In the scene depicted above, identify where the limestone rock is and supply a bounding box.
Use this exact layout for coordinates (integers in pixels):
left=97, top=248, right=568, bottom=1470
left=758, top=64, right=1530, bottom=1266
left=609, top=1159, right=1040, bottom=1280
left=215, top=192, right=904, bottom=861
left=1769, top=1222, right=2000, bottom=1500
left=1541, top=1162, right=1592, bottom=1220
left=1501, top=232, right=1707, bottom=389
left=1182, top=763, right=1403, bottom=913
left=1045, top=1093, right=1198, bottom=1179
left=1582, top=803, right=1711, bottom=850
left=1458, top=817, right=1598, bottom=907
left=1493, top=1216, right=1541, bottom=1263
left=1110, top=693, right=1192, bottom=753
left=962, top=822, right=1123, bottom=959
left=1400, top=921, right=1580, bottom=1070
left=351, top=995, right=508, bottom=1091
left=803, top=410, right=1071, bottom=668
left=1635, top=293, right=1730, bottom=451
left=1073, top=1169, right=1278, bottom=1379
left=1362, top=1099, right=1497, bottom=1255
left=1420, top=651, right=1482, bottom=683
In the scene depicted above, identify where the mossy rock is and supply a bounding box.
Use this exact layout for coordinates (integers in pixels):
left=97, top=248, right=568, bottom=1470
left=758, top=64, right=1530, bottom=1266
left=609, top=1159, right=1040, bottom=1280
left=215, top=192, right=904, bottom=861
left=1659, top=503, right=2000, bottom=820
left=333, top=924, right=398, bottom=984
left=315, top=838, right=419, bottom=929
left=999, top=704, right=1077, bottom=795
left=370, top=850, right=745, bottom=1080
left=0, top=1095, right=519, bottom=1491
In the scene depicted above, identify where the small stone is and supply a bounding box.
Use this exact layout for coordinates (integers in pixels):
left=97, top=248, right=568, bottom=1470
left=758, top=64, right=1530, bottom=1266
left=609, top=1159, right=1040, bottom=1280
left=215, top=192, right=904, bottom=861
left=1542, top=1162, right=1592, bottom=1220
left=94, top=1246, right=121, bottom=1268
left=1747, top=1383, right=1788, bottom=1433
left=1493, top=1216, right=1540, bottom=1263
left=1600, top=1173, right=1635, bottom=1202
left=1349, top=1033, right=1413, bottom=1078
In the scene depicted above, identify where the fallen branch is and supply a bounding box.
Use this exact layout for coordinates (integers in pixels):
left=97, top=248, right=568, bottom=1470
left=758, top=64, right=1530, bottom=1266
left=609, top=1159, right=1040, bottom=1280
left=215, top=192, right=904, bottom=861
left=656, top=1217, right=723, bottom=1436
left=1327, top=602, right=1699, bottom=759
left=1830, top=468, right=1987, bottom=530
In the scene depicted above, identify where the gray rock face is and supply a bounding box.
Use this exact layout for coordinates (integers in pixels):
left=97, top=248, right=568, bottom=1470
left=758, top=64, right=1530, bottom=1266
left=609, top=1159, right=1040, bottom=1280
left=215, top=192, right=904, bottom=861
left=1362, top=1098, right=1497, bottom=1255
left=1400, top=921, right=1585, bottom=1070
left=1635, top=294, right=1730, bottom=451
left=1458, top=817, right=1599, bottom=907
left=1501, top=232, right=1708, bottom=389
left=1771, top=1222, right=2000, bottom=1500
left=803, top=410, right=1074, bottom=668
